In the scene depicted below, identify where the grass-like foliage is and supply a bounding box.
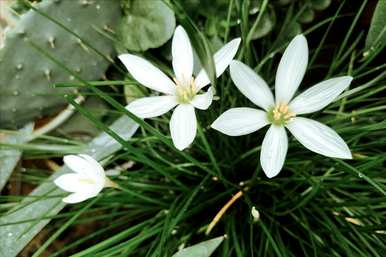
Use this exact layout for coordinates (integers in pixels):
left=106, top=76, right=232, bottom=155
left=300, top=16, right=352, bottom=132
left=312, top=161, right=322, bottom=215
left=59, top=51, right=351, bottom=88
left=0, top=0, right=385, bottom=256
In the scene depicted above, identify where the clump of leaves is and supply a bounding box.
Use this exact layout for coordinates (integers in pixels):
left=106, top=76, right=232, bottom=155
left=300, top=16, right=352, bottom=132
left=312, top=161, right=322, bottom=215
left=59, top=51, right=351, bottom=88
left=0, top=1, right=385, bottom=257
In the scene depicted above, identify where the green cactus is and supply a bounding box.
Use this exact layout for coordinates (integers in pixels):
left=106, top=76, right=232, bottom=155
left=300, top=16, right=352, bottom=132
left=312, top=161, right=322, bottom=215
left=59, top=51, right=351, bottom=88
left=0, top=0, right=121, bottom=129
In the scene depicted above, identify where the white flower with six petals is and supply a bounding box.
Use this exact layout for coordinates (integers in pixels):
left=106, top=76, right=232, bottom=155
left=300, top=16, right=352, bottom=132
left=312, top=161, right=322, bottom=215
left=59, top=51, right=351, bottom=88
left=211, top=35, right=352, bottom=178
left=54, top=154, right=115, bottom=203
left=119, top=26, right=241, bottom=150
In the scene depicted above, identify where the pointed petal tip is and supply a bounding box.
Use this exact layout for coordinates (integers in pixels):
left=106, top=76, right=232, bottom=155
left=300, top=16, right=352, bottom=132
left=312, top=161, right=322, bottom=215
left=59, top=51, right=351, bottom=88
left=63, top=154, right=76, bottom=166
left=295, top=34, right=307, bottom=41
left=328, top=151, right=352, bottom=160
left=53, top=177, right=63, bottom=189
left=228, top=38, right=241, bottom=52
left=262, top=166, right=282, bottom=179
left=265, top=173, right=276, bottom=179
left=334, top=75, right=353, bottom=84
left=343, top=76, right=354, bottom=83
left=292, top=34, right=308, bottom=49
left=337, top=150, right=353, bottom=160
left=232, top=37, right=242, bottom=45
left=175, top=145, right=186, bottom=151
left=175, top=24, right=184, bottom=31
left=174, top=25, right=189, bottom=37
left=230, top=59, right=242, bottom=68
left=210, top=121, right=220, bottom=132
left=62, top=194, right=83, bottom=204
left=62, top=198, right=72, bottom=204
left=118, top=53, right=133, bottom=62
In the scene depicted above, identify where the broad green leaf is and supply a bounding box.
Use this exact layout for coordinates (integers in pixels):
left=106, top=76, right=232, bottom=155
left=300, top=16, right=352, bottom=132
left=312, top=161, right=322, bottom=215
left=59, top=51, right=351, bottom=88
left=311, top=0, right=332, bottom=11
left=299, top=6, right=315, bottom=24
left=365, top=0, right=386, bottom=53
left=0, top=123, right=33, bottom=191
left=117, top=0, right=176, bottom=52
left=124, top=83, right=146, bottom=104
left=0, top=116, right=138, bottom=257
left=172, top=236, right=225, bottom=257
left=250, top=12, right=275, bottom=39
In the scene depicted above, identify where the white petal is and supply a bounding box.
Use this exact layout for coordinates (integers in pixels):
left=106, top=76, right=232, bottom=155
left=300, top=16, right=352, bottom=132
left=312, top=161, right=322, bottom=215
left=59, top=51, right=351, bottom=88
left=172, top=26, right=193, bottom=85
left=170, top=104, right=197, bottom=150
left=118, top=54, right=176, bottom=95
left=289, top=76, right=353, bottom=114
left=275, top=34, right=308, bottom=104
left=260, top=125, right=288, bottom=178
left=286, top=117, right=352, bottom=159
left=78, top=154, right=105, bottom=176
left=195, top=38, right=241, bottom=90
left=55, top=174, right=83, bottom=192
left=63, top=155, right=103, bottom=178
left=126, top=96, right=177, bottom=118
left=211, top=108, right=269, bottom=136
left=62, top=191, right=96, bottom=204
left=230, top=60, right=274, bottom=110
left=190, top=87, right=214, bottom=110
left=54, top=173, right=101, bottom=193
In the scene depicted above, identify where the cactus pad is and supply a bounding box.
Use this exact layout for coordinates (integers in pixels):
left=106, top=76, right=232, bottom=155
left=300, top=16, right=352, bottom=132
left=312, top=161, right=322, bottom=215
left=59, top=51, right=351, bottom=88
left=0, top=0, right=121, bottom=128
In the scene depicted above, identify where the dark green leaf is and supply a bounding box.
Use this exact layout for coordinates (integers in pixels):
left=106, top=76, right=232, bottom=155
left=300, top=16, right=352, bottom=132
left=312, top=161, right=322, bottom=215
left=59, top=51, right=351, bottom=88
left=118, top=0, right=176, bottom=52
left=365, top=0, right=386, bottom=53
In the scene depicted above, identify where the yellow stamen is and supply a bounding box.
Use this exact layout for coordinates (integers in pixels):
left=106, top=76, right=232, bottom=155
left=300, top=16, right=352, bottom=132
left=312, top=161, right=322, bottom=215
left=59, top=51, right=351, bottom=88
left=267, top=102, right=296, bottom=125
left=78, top=178, right=95, bottom=184
left=174, top=76, right=197, bottom=103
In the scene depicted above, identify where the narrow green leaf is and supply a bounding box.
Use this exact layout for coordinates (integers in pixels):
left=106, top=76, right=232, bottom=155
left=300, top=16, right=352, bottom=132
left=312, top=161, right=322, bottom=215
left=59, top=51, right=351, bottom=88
left=172, top=236, right=225, bottom=257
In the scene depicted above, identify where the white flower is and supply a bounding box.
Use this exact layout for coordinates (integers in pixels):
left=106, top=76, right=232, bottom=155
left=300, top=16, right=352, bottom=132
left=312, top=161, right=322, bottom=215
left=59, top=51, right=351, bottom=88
left=119, top=26, right=241, bottom=150
left=211, top=35, right=352, bottom=178
left=54, top=154, right=115, bottom=203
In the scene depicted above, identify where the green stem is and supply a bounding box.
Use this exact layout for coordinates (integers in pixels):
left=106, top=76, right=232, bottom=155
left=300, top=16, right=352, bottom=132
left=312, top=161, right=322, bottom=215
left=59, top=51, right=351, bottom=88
left=197, top=122, right=222, bottom=178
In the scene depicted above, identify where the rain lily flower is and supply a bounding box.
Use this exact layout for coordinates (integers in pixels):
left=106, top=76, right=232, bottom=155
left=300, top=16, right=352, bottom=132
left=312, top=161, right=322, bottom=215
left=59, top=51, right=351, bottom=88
left=211, top=35, right=352, bottom=178
left=54, top=154, right=116, bottom=203
left=119, top=25, right=241, bottom=150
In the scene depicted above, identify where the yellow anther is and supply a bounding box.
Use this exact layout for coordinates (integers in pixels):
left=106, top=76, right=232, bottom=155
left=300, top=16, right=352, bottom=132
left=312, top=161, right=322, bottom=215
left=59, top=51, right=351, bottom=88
left=284, top=112, right=295, bottom=120
left=78, top=178, right=95, bottom=184
left=268, top=102, right=296, bottom=125
left=174, top=76, right=197, bottom=103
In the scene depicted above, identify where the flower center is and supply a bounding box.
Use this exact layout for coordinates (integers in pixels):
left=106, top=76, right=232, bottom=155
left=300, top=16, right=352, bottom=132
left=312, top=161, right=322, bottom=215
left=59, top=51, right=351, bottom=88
left=174, top=77, right=197, bottom=104
left=78, top=178, right=95, bottom=184
left=267, top=102, right=296, bottom=126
